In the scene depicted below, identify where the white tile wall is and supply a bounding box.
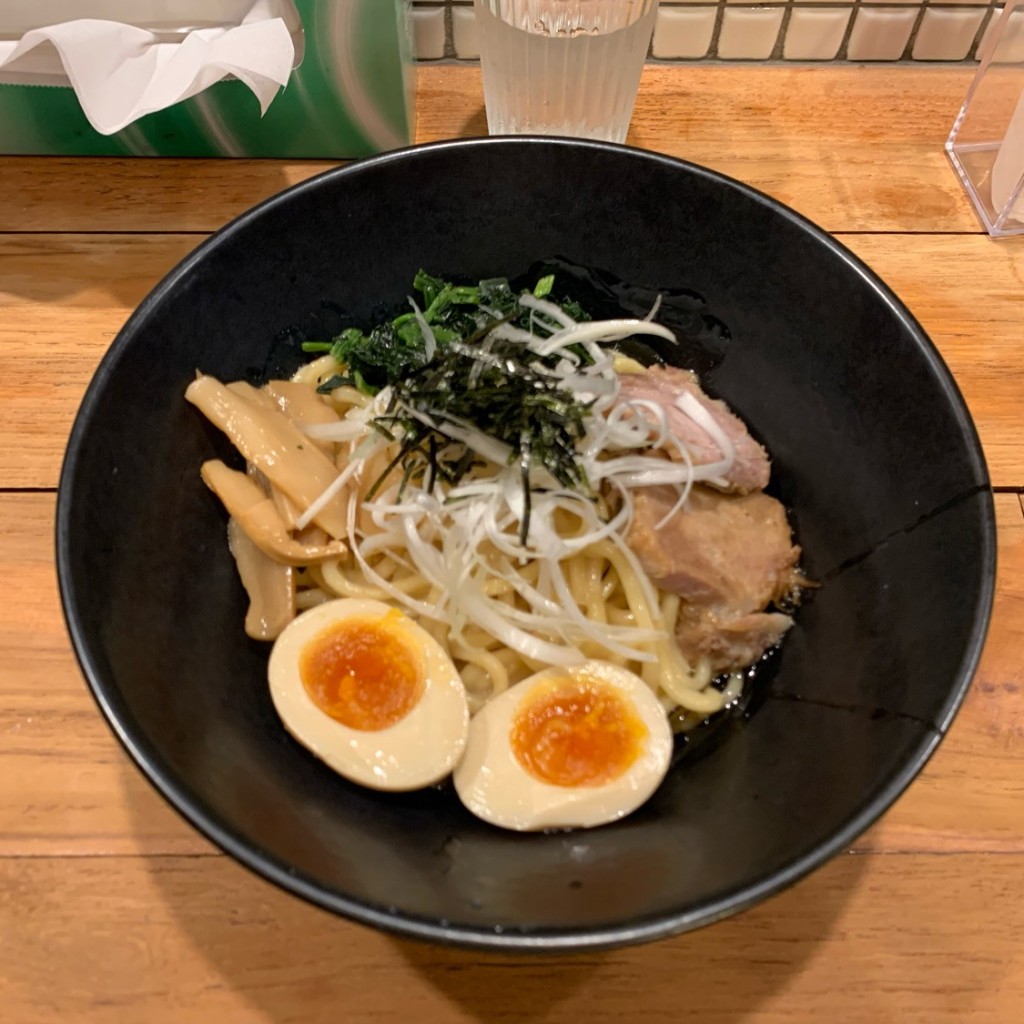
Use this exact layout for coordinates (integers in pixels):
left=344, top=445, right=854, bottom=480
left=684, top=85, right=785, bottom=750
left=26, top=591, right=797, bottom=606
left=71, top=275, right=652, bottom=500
left=413, top=1, right=1014, bottom=63
left=718, top=7, right=786, bottom=59
left=652, top=7, right=718, bottom=58
left=979, top=7, right=1024, bottom=61
left=846, top=7, right=918, bottom=60
left=913, top=7, right=987, bottom=59
left=412, top=5, right=446, bottom=60
left=784, top=8, right=852, bottom=59
left=452, top=6, right=480, bottom=58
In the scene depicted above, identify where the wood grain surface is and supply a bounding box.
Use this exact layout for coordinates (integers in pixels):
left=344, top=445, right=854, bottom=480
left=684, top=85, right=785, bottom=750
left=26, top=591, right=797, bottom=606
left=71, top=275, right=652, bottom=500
left=2, top=853, right=1021, bottom=1024
left=3, top=232, right=1023, bottom=488
left=0, top=491, right=1021, bottom=863
left=0, top=65, right=980, bottom=236
left=2, top=65, right=1023, bottom=1023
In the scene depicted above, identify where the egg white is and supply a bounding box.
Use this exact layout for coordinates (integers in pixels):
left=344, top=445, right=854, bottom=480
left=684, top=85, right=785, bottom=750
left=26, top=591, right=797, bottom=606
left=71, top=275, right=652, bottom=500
left=453, top=660, right=673, bottom=831
left=268, top=598, right=469, bottom=791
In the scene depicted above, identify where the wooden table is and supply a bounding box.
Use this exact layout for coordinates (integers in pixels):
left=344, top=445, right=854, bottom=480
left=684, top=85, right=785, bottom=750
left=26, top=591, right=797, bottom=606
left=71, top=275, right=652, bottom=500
left=2, top=65, right=1022, bottom=1022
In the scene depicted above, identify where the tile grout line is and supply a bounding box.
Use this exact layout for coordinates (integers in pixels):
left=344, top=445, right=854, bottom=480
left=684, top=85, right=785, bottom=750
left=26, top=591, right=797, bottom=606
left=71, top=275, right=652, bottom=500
left=835, top=0, right=860, bottom=62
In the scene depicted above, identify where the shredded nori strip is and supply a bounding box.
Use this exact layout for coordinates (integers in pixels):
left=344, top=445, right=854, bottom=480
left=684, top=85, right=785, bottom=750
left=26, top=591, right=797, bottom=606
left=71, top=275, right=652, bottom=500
left=302, top=271, right=601, bottom=543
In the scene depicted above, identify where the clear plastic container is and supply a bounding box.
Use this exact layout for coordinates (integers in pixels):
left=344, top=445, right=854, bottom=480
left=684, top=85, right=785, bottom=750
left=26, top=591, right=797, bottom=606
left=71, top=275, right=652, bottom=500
left=473, top=0, right=660, bottom=144
left=946, top=0, right=1024, bottom=236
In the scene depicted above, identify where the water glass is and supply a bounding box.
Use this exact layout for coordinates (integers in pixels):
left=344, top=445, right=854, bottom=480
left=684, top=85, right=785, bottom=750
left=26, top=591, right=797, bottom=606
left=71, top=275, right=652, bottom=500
left=473, top=0, right=660, bottom=144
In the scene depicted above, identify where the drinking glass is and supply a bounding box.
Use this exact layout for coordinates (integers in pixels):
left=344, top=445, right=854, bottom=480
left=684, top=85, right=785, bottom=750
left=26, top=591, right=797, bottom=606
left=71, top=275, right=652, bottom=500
left=472, top=0, right=660, bottom=144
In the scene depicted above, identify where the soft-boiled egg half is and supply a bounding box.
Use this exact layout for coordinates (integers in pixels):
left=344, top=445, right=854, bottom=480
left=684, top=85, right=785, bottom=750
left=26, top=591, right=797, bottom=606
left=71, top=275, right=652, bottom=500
left=268, top=598, right=469, bottom=791
left=453, top=661, right=673, bottom=831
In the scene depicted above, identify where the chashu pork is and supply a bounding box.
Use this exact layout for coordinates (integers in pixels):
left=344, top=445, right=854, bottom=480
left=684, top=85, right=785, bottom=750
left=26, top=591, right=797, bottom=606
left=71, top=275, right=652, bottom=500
left=616, top=365, right=770, bottom=493
left=625, top=484, right=801, bottom=675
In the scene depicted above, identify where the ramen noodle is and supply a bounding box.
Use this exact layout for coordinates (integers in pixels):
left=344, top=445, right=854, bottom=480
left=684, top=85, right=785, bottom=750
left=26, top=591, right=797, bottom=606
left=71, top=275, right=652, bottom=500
left=187, top=272, right=798, bottom=734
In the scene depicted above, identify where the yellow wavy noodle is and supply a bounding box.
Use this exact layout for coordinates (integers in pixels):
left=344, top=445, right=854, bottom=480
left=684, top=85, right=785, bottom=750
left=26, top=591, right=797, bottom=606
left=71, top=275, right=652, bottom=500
left=234, top=374, right=737, bottom=725
left=291, top=354, right=342, bottom=390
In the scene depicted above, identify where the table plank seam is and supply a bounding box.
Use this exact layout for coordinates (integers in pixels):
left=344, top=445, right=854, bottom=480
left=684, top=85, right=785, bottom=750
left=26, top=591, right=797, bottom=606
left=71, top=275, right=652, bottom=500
left=2, top=847, right=1020, bottom=862
left=0, top=231, right=991, bottom=239
left=0, top=229, right=214, bottom=238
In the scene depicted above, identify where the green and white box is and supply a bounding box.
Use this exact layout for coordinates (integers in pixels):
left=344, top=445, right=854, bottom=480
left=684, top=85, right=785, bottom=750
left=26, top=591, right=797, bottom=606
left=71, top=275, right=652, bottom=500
left=0, top=0, right=415, bottom=157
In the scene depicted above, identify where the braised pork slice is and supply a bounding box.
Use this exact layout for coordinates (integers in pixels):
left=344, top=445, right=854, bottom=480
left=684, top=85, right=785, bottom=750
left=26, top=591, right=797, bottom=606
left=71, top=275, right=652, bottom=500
left=617, top=365, right=770, bottom=493
left=675, top=609, right=795, bottom=679
left=625, top=484, right=800, bottom=674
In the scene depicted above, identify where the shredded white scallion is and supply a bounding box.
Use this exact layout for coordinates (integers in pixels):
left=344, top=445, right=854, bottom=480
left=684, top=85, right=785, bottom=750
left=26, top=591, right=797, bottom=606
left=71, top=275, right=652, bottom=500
left=301, top=419, right=372, bottom=442
left=674, top=391, right=736, bottom=477
left=537, top=318, right=676, bottom=356
left=294, top=455, right=365, bottom=532
left=287, top=306, right=749, bottom=671
left=409, top=296, right=436, bottom=362
left=489, top=322, right=540, bottom=345
left=517, top=292, right=578, bottom=330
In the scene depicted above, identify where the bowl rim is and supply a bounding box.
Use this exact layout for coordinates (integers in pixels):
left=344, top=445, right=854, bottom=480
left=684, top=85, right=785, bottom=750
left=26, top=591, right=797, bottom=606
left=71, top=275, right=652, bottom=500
left=55, top=135, right=997, bottom=952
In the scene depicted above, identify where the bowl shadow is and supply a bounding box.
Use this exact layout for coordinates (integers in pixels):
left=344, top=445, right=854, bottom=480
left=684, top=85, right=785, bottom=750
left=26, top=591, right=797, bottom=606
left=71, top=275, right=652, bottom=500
left=124, top=764, right=869, bottom=1023
left=394, top=851, right=867, bottom=1022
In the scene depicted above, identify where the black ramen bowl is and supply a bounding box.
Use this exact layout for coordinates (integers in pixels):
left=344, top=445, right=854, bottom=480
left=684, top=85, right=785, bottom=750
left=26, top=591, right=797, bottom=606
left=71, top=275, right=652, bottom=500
left=57, top=138, right=995, bottom=952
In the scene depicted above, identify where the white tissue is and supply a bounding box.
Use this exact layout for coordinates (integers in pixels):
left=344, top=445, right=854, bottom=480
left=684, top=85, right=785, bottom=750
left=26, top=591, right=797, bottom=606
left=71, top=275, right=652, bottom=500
left=0, top=0, right=300, bottom=135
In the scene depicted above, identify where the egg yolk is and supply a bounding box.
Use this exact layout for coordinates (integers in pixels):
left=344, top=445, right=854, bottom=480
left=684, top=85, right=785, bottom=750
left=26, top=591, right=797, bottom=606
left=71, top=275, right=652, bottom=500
left=510, top=678, right=648, bottom=788
left=299, top=617, right=423, bottom=732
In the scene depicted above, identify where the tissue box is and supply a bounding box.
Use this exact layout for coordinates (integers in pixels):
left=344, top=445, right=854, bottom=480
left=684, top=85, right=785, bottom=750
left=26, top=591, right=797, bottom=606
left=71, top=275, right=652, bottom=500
left=0, top=0, right=415, bottom=158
